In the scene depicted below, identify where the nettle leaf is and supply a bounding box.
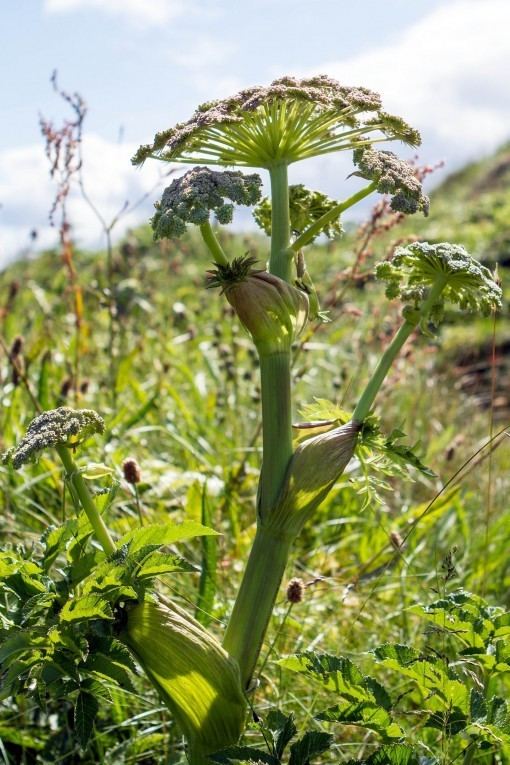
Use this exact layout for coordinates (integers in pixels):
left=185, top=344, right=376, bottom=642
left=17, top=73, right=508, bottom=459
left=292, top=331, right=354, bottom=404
left=134, top=551, right=197, bottom=580
left=60, top=594, right=114, bottom=623
left=74, top=690, right=99, bottom=748
left=119, top=521, right=219, bottom=553
left=372, top=644, right=469, bottom=712
left=209, top=746, right=278, bottom=764
left=42, top=519, right=78, bottom=568
left=317, top=701, right=403, bottom=740
left=360, top=745, right=418, bottom=765
left=264, top=710, right=297, bottom=760
left=288, top=731, right=333, bottom=765
left=409, top=590, right=499, bottom=649
left=83, top=652, right=136, bottom=691
left=279, top=652, right=390, bottom=708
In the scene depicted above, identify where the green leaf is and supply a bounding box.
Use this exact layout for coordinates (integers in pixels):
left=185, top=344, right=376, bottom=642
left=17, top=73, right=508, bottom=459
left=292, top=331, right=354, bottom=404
left=209, top=747, right=278, bottom=764
left=0, top=724, right=44, bottom=750
left=196, top=484, right=218, bottom=626
left=365, top=745, right=417, bottom=765
left=265, top=710, right=297, bottom=760
left=84, top=652, right=136, bottom=691
left=60, top=594, right=114, bottom=623
left=74, top=691, right=99, bottom=748
left=279, top=652, right=389, bottom=706
left=317, top=701, right=403, bottom=740
left=288, top=731, right=333, bottom=765
left=135, top=551, right=197, bottom=580
left=118, top=521, right=219, bottom=553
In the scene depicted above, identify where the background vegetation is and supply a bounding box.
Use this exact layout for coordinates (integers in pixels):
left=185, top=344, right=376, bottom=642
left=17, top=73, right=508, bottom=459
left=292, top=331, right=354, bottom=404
left=0, top=141, right=509, bottom=764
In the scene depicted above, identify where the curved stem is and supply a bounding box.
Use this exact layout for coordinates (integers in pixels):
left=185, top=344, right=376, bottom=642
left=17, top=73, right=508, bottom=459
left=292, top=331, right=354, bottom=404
left=56, top=445, right=116, bottom=556
left=352, top=279, right=447, bottom=422
left=222, top=525, right=293, bottom=688
left=200, top=220, right=228, bottom=266
left=268, top=164, right=292, bottom=281
left=291, top=182, right=377, bottom=252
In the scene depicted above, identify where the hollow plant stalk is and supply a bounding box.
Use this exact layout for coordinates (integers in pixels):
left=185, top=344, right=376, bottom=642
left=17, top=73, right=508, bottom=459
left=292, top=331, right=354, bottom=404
left=223, top=163, right=296, bottom=686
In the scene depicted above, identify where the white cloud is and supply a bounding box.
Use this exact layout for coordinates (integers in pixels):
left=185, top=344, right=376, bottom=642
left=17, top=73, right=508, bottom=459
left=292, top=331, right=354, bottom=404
left=44, top=0, right=185, bottom=26
left=312, top=0, right=510, bottom=164
left=0, top=135, right=173, bottom=266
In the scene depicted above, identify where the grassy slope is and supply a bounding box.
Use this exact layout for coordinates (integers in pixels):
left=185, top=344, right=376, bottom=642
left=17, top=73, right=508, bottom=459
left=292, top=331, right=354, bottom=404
left=0, top=146, right=509, bottom=763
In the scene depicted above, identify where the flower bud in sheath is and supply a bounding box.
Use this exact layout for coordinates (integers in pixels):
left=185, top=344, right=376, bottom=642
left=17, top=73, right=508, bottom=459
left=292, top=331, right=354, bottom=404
left=270, top=420, right=361, bottom=534
left=123, top=600, right=245, bottom=760
left=207, top=256, right=309, bottom=354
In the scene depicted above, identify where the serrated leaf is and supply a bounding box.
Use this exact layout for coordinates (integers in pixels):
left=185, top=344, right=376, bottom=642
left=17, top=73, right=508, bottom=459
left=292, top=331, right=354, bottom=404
left=60, top=595, right=114, bottom=623
left=84, top=652, right=136, bottom=691
left=279, top=652, right=387, bottom=706
left=135, top=551, right=197, bottom=580
left=288, top=731, right=333, bottom=765
left=74, top=691, right=99, bottom=748
left=209, top=746, right=278, bottom=764
left=265, top=710, right=297, bottom=759
left=317, top=701, right=402, bottom=740
left=366, top=745, right=418, bottom=765
left=119, top=521, right=219, bottom=553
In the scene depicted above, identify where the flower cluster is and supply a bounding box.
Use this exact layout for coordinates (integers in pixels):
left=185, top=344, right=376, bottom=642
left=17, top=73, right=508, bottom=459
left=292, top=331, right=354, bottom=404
left=376, top=242, right=502, bottom=321
left=133, top=75, right=420, bottom=169
left=353, top=148, right=429, bottom=215
left=2, top=407, right=105, bottom=469
left=253, top=184, right=343, bottom=239
left=152, top=167, right=262, bottom=240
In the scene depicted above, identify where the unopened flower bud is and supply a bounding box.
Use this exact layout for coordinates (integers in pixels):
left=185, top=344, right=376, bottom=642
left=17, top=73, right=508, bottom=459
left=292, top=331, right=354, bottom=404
left=286, top=577, right=305, bottom=603
left=123, top=458, right=141, bottom=485
left=207, top=256, right=309, bottom=354
left=270, top=420, right=361, bottom=534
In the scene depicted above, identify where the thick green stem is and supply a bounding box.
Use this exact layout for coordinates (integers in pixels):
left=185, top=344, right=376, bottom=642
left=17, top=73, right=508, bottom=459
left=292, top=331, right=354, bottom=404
left=222, top=525, right=293, bottom=688
left=200, top=220, right=228, bottom=266
left=352, top=279, right=447, bottom=422
left=257, top=351, right=293, bottom=516
left=268, top=164, right=292, bottom=281
left=291, top=182, right=377, bottom=253
left=56, top=445, right=116, bottom=556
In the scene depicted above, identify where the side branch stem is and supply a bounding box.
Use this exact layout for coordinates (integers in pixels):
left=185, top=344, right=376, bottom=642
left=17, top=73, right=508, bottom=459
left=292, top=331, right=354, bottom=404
left=56, top=445, right=116, bottom=556
left=291, top=182, right=377, bottom=252
left=352, top=279, right=447, bottom=422
left=200, top=220, right=229, bottom=266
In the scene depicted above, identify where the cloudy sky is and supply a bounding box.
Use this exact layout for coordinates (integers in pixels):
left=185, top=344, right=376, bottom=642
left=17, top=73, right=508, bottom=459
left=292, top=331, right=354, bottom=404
left=1, top=0, right=508, bottom=265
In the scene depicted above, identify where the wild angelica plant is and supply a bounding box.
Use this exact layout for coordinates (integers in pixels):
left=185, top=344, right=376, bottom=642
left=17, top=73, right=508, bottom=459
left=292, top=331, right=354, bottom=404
left=1, top=75, right=503, bottom=763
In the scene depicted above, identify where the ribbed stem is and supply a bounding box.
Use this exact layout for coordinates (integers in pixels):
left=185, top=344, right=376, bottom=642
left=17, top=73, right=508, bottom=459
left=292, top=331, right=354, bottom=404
left=200, top=220, right=228, bottom=266
left=56, top=445, right=116, bottom=556
left=291, top=181, right=377, bottom=252
left=222, top=525, right=293, bottom=688
left=268, top=164, right=292, bottom=281
left=257, top=351, right=293, bottom=516
left=353, top=279, right=447, bottom=422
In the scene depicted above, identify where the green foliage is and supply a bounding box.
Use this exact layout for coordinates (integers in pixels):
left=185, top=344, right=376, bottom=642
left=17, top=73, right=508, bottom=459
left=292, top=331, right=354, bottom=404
left=253, top=185, right=343, bottom=240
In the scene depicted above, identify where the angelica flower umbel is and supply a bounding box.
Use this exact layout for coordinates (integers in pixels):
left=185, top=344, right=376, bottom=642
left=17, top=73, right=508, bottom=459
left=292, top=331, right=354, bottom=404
left=133, top=75, right=420, bottom=169
left=152, top=167, right=262, bottom=240
left=207, top=255, right=309, bottom=354
left=353, top=147, right=429, bottom=215
left=2, top=407, right=105, bottom=469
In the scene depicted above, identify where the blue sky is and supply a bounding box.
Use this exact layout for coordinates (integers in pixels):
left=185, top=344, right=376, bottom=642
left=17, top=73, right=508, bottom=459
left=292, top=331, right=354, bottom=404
left=1, top=0, right=509, bottom=263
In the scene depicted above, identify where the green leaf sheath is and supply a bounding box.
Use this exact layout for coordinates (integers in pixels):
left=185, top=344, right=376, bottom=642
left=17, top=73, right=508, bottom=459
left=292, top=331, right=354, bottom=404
left=257, top=351, right=294, bottom=516
left=268, top=164, right=292, bottom=281
left=223, top=525, right=293, bottom=688
left=352, top=278, right=447, bottom=423
left=56, top=445, right=116, bottom=556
